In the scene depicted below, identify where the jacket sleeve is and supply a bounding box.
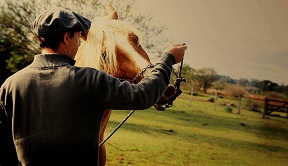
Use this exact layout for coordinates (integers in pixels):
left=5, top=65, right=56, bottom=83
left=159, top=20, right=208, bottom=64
left=88, top=53, right=175, bottom=110
left=0, top=91, right=18, bottom=165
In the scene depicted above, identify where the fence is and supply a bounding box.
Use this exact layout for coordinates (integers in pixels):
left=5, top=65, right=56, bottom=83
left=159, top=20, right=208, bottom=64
left=238, top=95, right=288, bottom=118
left=263, top=98, right=288, bottom=118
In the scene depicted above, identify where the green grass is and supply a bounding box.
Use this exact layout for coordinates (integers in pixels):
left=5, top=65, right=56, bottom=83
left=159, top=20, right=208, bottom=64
left=104, top=93, right=288, bottom=166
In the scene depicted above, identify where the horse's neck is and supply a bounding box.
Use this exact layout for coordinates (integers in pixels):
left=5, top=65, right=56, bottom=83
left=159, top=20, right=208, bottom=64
left=75, top=41, right=102, bottom=70
left=75, top=45, right=85, bottom=67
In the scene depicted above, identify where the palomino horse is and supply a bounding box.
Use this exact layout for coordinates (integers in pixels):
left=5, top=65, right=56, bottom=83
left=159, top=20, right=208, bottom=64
left=75, top=4, right=155, bottom=166
left=75, top=4, right=176, bottom=166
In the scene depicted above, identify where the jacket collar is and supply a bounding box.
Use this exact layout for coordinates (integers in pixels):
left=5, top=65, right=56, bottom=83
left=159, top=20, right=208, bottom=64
left=29, top=54, right=76, bottom=68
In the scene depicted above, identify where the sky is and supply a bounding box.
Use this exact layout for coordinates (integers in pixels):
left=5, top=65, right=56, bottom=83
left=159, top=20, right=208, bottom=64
left=135, top=0, right=288, bottom=85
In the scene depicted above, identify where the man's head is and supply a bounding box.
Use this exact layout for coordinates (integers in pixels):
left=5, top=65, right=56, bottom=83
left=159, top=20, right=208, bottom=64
left=32, top=7, right=91, bottom=57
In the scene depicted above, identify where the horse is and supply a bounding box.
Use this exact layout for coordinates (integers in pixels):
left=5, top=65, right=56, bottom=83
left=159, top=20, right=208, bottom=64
left=75, top=4, right=176, bottom=166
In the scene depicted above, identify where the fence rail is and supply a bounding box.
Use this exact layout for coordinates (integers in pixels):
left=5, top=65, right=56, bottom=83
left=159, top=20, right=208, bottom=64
left=238, top=95, right=288, bottom=118
left=263, top=98, right=288, bottom=118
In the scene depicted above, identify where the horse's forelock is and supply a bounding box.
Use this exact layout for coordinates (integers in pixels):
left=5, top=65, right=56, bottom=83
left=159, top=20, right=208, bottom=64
left=76, top=18, right=116, bottom=73
left=75, top=17, right=144, bottom=75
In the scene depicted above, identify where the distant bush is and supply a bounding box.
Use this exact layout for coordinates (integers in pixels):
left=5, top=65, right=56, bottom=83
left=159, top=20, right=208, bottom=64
left=265, top=91, right=287, bottom=101
left=225, top=106, right=233, bottom=113
left=193, top=92, right=199, bottom=96
left=224, top=84, right=247, bottom=98
left=208, top=97, right=215, bottom=102
left=244, top=99, right=261, bottom=112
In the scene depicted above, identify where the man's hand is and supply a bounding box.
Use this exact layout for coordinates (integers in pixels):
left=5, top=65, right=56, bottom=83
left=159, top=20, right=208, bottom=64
left=165, top=43, right=187, bottom=64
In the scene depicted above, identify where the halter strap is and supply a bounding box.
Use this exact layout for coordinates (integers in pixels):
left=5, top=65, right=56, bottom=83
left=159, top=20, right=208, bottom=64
left=119, top=64, right=156, bottom=83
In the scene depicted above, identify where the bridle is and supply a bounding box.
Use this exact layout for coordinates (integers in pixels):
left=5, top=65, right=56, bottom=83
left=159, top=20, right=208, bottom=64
left=119, top=64, right=156, bottom=83
left=99, top=63, right=156, bottom=148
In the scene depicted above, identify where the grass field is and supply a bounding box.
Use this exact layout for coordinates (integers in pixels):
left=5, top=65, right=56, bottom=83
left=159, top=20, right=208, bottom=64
left=104, top=93, right=288, bottom=166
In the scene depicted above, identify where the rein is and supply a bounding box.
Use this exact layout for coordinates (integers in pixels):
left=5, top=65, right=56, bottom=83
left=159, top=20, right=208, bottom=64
left=99, top=63, right=156, bottom=148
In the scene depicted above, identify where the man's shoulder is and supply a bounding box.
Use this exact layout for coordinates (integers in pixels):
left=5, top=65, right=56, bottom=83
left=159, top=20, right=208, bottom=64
left=1, top=66, right=33, bottom=88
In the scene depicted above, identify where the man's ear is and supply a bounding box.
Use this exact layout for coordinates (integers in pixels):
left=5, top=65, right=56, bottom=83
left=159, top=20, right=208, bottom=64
left=63, top=32, right=70, bottom=45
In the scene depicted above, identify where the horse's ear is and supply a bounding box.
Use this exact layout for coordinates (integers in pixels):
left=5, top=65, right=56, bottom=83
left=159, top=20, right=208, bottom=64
left=106, top=3, right=118, bottom=20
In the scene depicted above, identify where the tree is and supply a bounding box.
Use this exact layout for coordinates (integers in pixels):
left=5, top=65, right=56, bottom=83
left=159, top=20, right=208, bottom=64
left=214, top=75, right=236, bottom=84
left=259, top=80, right=278, bottom=92
left=0, top=39, right=13, bottom=84
left=212, top=81, right=226, bottom=91
left=193, top=67, right=217, bottom=93
left=247, top=78, right=260, bottom=88
left=170, top=63, right=195, bottom=91
left=0, top=0, right=41, bottom=74
left=0, top=0, right=169, bottom=78
left=237, top=78, right=249, bottom=87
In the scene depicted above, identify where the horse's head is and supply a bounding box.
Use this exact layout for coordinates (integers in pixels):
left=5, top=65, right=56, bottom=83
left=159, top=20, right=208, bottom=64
left=75, top=4, right=151, bottom=83
left=75, top=4, right=177, bottom=108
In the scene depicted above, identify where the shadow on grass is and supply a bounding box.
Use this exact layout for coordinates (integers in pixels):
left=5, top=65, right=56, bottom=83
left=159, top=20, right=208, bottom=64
left=161, top=108, right=288, bottom=140
left=107, top=120, right=288, bottom=155
left=109, top=107, right=288, bottom=146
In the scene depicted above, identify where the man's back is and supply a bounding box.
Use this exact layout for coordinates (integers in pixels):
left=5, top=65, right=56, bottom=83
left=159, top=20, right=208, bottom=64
left=1, top=54, right=104, bottom=165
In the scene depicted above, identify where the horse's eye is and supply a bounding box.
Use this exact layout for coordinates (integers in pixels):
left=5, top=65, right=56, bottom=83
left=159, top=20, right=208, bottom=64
left=132, top=36, right=138, bottom=43
left=135, top=36, right=139, bottom=42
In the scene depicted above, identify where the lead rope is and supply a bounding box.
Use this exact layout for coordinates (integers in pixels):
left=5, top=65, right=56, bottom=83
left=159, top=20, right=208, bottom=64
left=99, top=64, right=155, bottom=148
left=99, top=110, right=135, bottom=148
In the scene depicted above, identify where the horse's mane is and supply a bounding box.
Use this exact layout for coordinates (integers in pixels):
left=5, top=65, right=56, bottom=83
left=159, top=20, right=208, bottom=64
left=75, top=17, right=143, bottom=75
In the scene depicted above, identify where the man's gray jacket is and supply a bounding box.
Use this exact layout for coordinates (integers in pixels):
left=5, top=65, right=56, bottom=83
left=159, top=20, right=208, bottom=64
left=0, top=53, right=174, bottom=166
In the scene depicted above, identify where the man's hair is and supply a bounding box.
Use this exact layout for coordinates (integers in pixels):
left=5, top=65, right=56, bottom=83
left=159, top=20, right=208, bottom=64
left=36, top=31, right=75, bottom=50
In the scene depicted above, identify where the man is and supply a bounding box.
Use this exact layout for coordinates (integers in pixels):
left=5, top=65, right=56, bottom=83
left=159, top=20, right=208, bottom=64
left=0, top=7, right=187, bottom=166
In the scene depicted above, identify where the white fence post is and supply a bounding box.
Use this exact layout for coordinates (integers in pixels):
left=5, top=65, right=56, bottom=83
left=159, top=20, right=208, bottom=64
left=238, top=95, right=242, bottom=114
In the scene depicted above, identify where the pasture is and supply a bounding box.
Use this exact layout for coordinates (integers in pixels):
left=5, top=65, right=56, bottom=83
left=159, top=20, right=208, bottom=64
left=104, top=92, right=288, bottom=166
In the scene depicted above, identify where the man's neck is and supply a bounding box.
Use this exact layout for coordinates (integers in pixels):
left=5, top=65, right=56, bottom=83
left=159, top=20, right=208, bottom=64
left=41, top=48, right=73, bottom=59
left=42, top=49, right=58, bottom=54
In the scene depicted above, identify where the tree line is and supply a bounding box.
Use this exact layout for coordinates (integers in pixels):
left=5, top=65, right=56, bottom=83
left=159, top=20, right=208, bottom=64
left=174, top=64, right=288, bottom=100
